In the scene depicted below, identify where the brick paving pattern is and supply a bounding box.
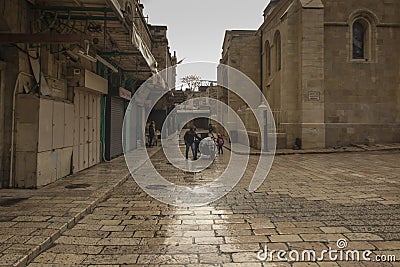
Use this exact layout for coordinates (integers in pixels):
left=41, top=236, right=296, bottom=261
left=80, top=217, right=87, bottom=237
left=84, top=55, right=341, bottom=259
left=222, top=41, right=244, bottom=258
left=21, top=149, right=400, bottom=266
left=0, top=149, right=158, bottom=266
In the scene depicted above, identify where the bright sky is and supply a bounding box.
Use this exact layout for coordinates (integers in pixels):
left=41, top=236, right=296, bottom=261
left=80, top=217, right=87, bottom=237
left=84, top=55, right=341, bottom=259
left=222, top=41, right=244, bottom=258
left=142, top=0, right=270, bottom=81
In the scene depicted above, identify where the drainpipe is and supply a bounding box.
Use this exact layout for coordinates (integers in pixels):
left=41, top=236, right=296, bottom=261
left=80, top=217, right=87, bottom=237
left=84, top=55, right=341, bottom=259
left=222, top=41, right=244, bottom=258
left=9, top=72, right=34, bottom=188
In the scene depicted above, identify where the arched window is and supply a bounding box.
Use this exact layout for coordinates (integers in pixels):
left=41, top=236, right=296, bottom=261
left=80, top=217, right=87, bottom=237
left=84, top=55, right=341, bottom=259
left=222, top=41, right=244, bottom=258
left=265, top=41, right=271, bottom=77
left=352, top=20, right=366, bottom=59
left=349, top=10, right=378, bottom=62
left=274, top=31, right=282, bottom=71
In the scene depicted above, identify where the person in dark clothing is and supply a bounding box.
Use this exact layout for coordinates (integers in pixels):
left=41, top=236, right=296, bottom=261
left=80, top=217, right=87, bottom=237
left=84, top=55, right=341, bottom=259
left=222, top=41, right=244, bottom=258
left=148, top=121, right=155, bottom=147
left=208, top=124, right=214, bottom=134
left=216, top=134, right=224, bottom=154
left=184, top=126, right=202, bottom=160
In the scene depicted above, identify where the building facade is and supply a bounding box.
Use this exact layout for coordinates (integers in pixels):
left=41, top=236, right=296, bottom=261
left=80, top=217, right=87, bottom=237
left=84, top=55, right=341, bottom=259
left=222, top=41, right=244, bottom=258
left=220, top=0, right=400, bottom=149
left=147, top=25, right=177, bottom=138
left=0, top=0, right=176, bottom=188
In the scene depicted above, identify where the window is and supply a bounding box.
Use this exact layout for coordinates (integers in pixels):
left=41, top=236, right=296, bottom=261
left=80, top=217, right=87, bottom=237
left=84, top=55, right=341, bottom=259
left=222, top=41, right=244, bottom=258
left=349, top=10, right=377, bottom=62
left=126, top=3, right=132, bottom=16
left=352, top=20, right=366, bottom=59
left=274, top=31, right=282, bottom=70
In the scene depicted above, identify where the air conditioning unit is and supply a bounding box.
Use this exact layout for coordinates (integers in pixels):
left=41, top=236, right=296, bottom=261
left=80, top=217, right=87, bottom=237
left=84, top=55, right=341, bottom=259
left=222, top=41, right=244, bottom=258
left=67, top=68, right=108, bottom=95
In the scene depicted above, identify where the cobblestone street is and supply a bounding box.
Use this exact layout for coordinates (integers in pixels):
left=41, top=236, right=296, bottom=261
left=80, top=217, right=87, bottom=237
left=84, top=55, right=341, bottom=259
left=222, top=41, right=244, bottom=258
left=1, top=0, right=400, bottom=266
left=20, top=149, right=400, bottom=266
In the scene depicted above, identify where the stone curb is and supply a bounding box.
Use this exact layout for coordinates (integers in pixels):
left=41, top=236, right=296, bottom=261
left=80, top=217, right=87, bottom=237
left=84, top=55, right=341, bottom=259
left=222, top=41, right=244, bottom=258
left=13, top=148, right=160, bottom=267
left=224, top=144, right=400, bottom=156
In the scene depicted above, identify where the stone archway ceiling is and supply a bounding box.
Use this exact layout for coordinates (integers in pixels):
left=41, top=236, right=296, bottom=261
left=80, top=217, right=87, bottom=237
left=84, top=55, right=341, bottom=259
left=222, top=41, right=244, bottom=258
left=34, top=0, right=157, bottom=73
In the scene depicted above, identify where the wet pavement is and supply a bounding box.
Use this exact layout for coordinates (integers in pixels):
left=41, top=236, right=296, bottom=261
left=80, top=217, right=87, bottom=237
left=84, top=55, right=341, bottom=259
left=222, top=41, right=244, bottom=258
left=15, top=147, right=400, bottom=266
left=0, top=148, right=159, bottom=266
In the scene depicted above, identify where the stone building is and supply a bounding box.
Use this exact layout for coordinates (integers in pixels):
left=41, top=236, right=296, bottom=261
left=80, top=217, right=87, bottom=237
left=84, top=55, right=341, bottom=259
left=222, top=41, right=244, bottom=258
left=220, top=30, right=261, bottom=113
left=148, top=25, right=177, bottom=134
left=205, top=85, right=229, bottom=136
left=220, top=0, right=400, bottom=149
left=0, top=0, right=176, bottom=188
left=219, top=31, right=264, bottom=148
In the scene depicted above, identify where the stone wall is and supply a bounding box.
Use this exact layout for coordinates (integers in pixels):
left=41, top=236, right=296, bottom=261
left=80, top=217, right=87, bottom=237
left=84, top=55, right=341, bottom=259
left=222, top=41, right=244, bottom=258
left=0, top=0, right=33, bottom=187
left=220, top=30, right=261, bottom=114
left=150, top=25, right=176, bottom=86
left=219, top=31, right=262, bottom=147
left=257, top=0, right=400, bottom=148
left=298, top=0, right=325, bottom=149
left=261, top=0, right=301, bottom=148
left=261, top=0, right=326, bottom=149
left=323, top=0, right=400, bottom=146
left=0, top=0, right=102, bottom=188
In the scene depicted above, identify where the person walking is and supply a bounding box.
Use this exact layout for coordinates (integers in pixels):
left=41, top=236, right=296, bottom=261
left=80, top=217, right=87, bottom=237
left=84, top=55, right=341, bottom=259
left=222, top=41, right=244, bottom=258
left=184, top=126, right=202, bottom=160
left=208, top=123, right=216, bottom=139
left=148, top=121, right=156, bottom=147
left=216, top=134, right=224, bottom=154
left=208, top=123, right=214, bottom=134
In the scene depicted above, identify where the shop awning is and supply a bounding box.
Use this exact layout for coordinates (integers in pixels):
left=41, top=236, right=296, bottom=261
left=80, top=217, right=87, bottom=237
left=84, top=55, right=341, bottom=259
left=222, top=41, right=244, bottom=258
left=131, top=22, right=157, bottom=73
left=32, top=0, right=158, bottom=74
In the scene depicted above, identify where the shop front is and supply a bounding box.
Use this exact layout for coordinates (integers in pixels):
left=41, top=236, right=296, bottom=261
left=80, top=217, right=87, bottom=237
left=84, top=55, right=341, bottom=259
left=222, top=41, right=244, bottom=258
left=105, top=87, right=132, bottom=160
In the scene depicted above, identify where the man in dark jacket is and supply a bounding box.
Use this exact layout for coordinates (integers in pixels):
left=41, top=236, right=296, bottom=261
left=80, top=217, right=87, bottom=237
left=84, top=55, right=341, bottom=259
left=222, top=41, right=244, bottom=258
left=184, top=126, right=202, bottom=160
left=148, top=121, right=155, bottom=147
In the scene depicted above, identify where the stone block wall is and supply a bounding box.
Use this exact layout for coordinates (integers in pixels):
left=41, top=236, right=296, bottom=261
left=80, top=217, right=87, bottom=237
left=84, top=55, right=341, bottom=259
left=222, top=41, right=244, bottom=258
left=258, top=0, right=400, bottom=148
left=323, top=0, right=400, bottom=146
left=220, top=30, right=261, bottom=114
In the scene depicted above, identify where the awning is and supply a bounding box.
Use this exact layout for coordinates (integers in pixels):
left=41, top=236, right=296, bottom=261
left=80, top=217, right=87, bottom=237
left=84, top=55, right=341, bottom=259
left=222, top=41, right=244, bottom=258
left=106, top=0, right=158, bottom=73
left=131, top=22, right=157, bottom=73
left=33, top=0, right=158, bottom=74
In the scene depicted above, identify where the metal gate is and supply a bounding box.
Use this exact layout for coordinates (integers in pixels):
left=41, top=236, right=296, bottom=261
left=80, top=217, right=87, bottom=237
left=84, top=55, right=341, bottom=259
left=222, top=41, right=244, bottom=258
left=106, top=96, right=125, bottom=160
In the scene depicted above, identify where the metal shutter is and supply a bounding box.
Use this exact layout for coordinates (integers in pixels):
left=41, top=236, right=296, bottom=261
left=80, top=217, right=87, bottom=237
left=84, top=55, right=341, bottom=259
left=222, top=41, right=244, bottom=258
left=110, top=97, right=124, bottom=159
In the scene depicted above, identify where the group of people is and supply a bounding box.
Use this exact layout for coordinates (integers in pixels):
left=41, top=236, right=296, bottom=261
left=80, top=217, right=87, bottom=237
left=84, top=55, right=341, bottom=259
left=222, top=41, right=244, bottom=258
left=147, top=121, right=225, bottom=160
left=184, top=124, right=224, bottom=160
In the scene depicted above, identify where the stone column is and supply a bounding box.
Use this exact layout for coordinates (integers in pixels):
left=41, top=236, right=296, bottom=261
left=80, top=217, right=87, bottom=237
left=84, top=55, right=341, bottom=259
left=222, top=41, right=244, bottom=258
left=256, top=102, right=269, bottom=151
left=299, top=0, right=326, bottom=149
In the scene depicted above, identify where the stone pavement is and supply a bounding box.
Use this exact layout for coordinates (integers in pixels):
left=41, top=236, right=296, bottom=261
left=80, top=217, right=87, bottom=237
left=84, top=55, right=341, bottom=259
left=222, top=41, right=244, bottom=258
left=0, top=148, right=160, bottom=267
left=11, top=148, right=400, bottom=266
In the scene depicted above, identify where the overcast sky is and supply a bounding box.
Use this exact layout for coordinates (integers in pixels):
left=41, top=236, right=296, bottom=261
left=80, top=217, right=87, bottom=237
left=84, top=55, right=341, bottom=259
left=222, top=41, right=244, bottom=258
left=142, top=0, right=270, bottom=81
